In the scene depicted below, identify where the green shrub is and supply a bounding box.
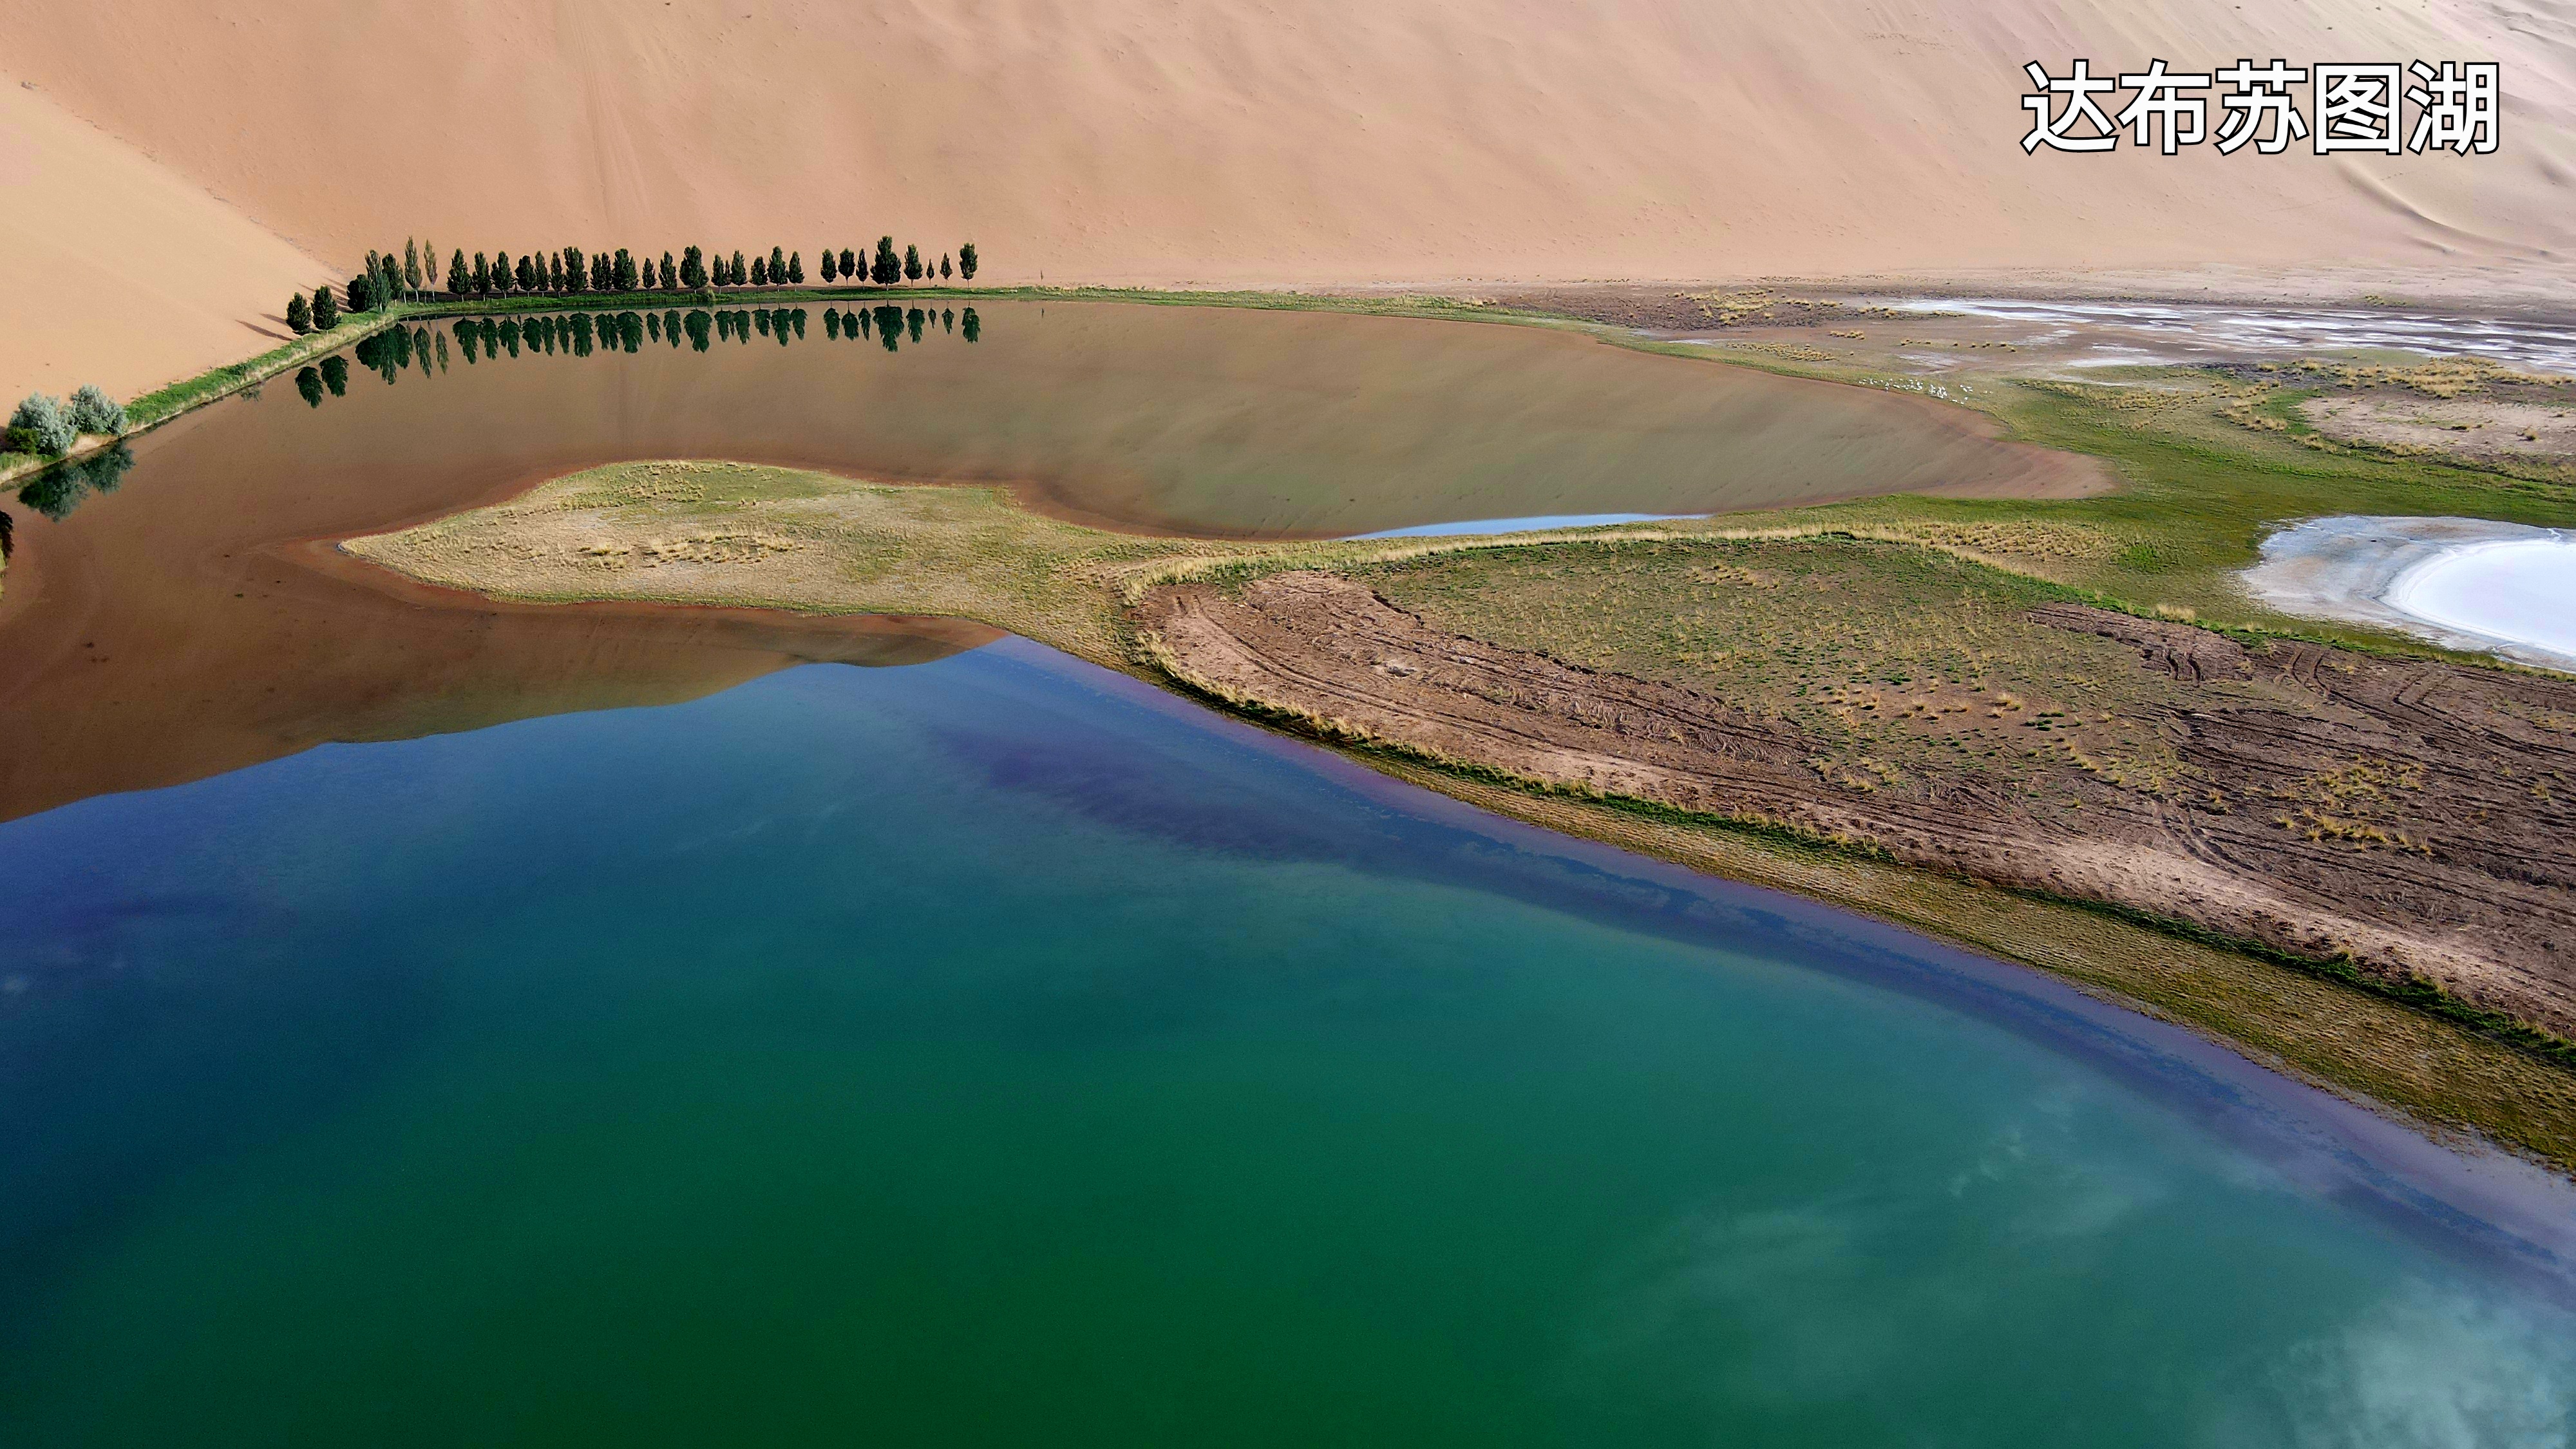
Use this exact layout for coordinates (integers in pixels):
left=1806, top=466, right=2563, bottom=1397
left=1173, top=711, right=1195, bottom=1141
left=8, top=393, right=73, bottom=456
left=67, top=384, right=126, bottom=435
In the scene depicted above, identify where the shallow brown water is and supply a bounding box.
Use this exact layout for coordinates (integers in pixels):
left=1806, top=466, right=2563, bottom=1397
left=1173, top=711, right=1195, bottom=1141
left=0, top=299, right=2094, bottom=820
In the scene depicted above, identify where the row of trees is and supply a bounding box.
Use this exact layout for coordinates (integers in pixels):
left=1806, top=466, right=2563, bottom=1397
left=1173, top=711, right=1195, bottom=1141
left=285, top=236, right=981, bottom=332
left=8, top=386, right=128, bottom=458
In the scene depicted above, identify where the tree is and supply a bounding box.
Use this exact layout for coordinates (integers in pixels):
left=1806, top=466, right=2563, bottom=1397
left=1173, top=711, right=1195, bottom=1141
left=7, top=393, right=73, bottom=456
left=904, top=243, right=922, bottom=281
left=68, top=384, right=126, bottom=435
left=426, top=242, right=440, bottom=286
left=404, top=239, right=422, bottom=292
left=840, top=247, right=855, bottom=278
left=312, top=284, right=339, bottom=330
left=820, top=249, right=836, bottom=283
left=516, top=255, right=537, bottom=292
left=661, top=251, right=676, bottom=290
left=872, top=236, right=901, bottom=285
left=449, top=249, right=468, bottom=298
left=611, top=248, right=633, bottom=291
left=549, top=254, right=565, bottom=292
left=471, top=252, right=491, bottom=296
left=346, top=274, right=374, bottom=312
left=731, top=251, right=746, bottom=285
left=681, top=246, right=706, bottom=290
left=958, top=242, right=978, bottom=281
left=564, top=247, right=587, bottom=294
left=769, top=245, right=786, bottom=284
left=286, top=291, right=312, bottom=334
left=940, top=252, right=952, bottom=281
left=751, top=256, right=767, bottom=287
left=788, top=251, right=805, bottom=284
left=491, top=250, right=514, bottom=296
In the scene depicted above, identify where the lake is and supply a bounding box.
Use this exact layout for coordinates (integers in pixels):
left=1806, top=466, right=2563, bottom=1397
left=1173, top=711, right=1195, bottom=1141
left=0, top=299, right=2087, bottom=822
left=3, top=304, right=2571, bottom=1445
left=3, top=643, right=2571, bottom=1445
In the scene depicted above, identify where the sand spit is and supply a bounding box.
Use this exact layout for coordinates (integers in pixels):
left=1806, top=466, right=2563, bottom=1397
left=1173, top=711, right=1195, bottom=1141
left=2244, top=516, right=2576, bottom=673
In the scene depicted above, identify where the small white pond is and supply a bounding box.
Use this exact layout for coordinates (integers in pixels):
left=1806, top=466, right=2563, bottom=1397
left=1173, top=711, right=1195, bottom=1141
left=2242, top=516, right=2576, bottom=672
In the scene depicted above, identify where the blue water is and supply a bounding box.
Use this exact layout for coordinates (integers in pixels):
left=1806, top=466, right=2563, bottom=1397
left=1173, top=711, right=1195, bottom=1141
left=1347, top=512, right=1706, bottom=539
left=3, top=639, right=2572, bottom=1446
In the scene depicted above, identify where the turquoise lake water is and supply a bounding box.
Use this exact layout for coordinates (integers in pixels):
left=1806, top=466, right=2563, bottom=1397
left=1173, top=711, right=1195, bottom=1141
left=3, top=638, right=2571, bottom=1446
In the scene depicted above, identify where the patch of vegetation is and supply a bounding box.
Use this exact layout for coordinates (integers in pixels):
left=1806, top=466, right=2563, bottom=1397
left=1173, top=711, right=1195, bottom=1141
left=1350, top=536, right=2217, bottom=799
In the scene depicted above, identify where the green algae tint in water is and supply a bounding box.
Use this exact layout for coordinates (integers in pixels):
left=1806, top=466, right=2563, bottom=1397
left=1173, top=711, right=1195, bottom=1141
left=2, top=642, right=2572, bottom=1447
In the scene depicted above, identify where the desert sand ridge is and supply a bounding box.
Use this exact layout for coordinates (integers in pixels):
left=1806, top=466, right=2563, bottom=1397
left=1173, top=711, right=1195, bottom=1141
left=5, top=0, right=2573, bottom=401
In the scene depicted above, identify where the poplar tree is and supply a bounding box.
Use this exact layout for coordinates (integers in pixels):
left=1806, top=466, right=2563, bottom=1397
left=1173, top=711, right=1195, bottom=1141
left=751, top=256, right=767, bottom=287
left=661, top=251, right=676, bottom=290
left=287, top=291, right=312, bottom=334
left=492, top=250, right=515, bottom=296
left=904, top=243, right=922, bottom=281
left=731, top=251, right=746, bottom=285
left=681, top=246, right=706, bottom=290
left=840, top=247, right=855, bottom=278
left=872, top=236, right=900, bottom=285
left=449, top=249, right=469, bottom=298
left=346, top=274, right=373, bottom=312
left=820, top=250, right=836, bottom=283
left=788, top=251, right=804, bottom=284
left=426, top=242, right=440, bottom=286
left=769, top=245, right=786, bottom=284
left=940, top=253, right=952, bottom=280
left=404, top=239, right=422, bottom=292
left=472, top=252, right=491, bottom=296
left=312, top=285, right=338, bottom=330
left=565, top=247, right=587, bottom=294
left=551, top=254, right=565, bottom=292
left=959, top=242, right=978, bottom=281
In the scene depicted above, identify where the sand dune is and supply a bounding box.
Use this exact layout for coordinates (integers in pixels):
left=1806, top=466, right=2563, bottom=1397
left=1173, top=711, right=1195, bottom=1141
left=0, top=74, right=326, bottom=404
left=4, top=0, right=2572, bottom=402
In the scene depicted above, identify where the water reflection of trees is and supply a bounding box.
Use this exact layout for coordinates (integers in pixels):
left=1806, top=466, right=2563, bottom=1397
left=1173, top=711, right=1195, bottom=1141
left=16, top=304, right=984, bottom=522
left=317, top=306, right=983, bottom=392
left=14, top=442, right=136, bottom=522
